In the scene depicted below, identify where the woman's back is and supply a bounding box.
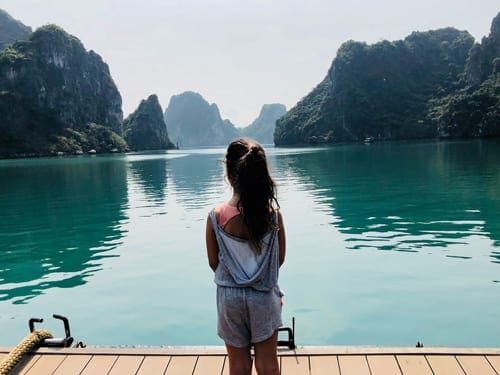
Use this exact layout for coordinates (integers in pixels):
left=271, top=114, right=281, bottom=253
left=209, top=208, right=278, bottom=290
left=205, top=138, right=285, bottom=375
left=215, top=202, right=250, bottom=239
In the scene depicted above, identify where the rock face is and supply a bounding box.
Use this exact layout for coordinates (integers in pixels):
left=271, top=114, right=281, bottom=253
left=164, top=91, right=239, bottom=147
left=275, top=27, right=476, bottom=145
left=0, top=24, right=125, bottom=156
left=241, top=104, right=286, bottom=144
left=0, top=9, right=32, bottom=51
left=432, top=12, right=500, bottom=138
left=465, top=12, right=500, bottom=86
left=124, top=94, right=175, bottom=151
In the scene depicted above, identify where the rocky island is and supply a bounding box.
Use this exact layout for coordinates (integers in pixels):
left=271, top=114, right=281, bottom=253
left=0, top=9, right=31, bottom=51
left=164, top=91, right=240, bottom=147
left=0, top=21, right=126, bottom=157
left=275, top=12, right=500, bottom=145
left=241, top=103, right=286, bottom=144
left=124, top=94, right=175, bottom=151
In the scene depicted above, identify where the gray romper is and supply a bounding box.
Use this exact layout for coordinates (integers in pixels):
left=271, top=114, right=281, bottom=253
left=209, top=210, right=283, bottom=347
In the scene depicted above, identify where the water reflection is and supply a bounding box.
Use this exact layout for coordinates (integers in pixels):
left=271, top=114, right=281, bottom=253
left=128, top=155, right=168, bottom=203
left=168, top=152, right=224, bottom=210
left=0, top=143, right=498, bottom=346
left=0, top=157, right=128, bottom=303
left=276, top=141, right=500, bottom=262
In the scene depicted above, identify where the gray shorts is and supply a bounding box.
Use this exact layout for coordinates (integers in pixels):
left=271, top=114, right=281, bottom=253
left=217, top=285, right=283, bottom=348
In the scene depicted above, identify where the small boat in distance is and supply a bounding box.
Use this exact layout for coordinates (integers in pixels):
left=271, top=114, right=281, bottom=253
left=364, top=136, right=375, bottom=144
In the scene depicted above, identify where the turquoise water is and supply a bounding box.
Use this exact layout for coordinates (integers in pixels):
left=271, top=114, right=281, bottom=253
left=0, top=140, right=499, bottom=347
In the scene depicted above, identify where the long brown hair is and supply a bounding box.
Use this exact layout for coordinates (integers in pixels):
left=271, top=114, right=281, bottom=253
left=225, top=138, right=279, bottom=252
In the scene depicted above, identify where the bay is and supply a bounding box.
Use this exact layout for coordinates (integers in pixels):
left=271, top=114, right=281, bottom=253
left=0, top=140, right=499, bottom=347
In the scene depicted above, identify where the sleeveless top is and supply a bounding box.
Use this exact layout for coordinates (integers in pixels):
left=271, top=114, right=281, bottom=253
left=209, top=209, right=279, bottom=292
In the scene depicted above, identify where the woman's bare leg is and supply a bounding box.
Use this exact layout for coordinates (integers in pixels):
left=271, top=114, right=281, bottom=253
left=254, top=331, right=279, bottom=375
left=226, top=344, right=252, bottom=375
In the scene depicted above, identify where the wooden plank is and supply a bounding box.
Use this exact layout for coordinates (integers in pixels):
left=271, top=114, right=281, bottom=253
left=486, top=356, right=500, bottom=373
left=11, top=354, right=41, bottom=375
left=396, top=355, right=433, bottom=375
left=338, top=355, right=370, bottom=375
left=456, top=355, right=496, bottom=375
left=165, top=356, right=198, bottom=375
left=108, top=355, right=144, bottom=375
left=80, top=355, right=118, bottom=375
left=3, top=346, right=500, bottom=356
left=24, top=354, right=66, bottom=374
left=136, top=356, right=171, bottom=375
left=426, top=355, right=465, bottom=375
left=193, top=356, right=225, bottom=375
left=367, top=355, right=402, bottom=375
left=310, top=356, right=340, bottom=375
left=53, top=355, right=92, bottom=375
left=281, top=355, right=309, bottom=375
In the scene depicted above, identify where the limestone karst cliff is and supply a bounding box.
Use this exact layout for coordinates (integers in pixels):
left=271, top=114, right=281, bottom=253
left=431, top=12, right=500, bottom=138
left=274, top=17, right=499, bottom=145
left=241, top=103, right=286, bottom=144
left=0, top=9, right=31, bottom=51
left=124, top=94, right=175, bottom=151
left=164, top=91, right=239, bottom=147
left=0, top=23, right=125, bottom=156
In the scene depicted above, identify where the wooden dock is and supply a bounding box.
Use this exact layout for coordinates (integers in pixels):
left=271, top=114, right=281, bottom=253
left=1, top=346, right=500, bottom=374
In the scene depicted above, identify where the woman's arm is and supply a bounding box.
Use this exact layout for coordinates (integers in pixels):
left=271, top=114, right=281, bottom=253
left=277, top=210, right=286, bottom=267
left=206, top=215, right=219, bottom=272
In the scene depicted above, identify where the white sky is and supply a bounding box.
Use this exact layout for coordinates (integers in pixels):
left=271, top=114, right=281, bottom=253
left=1, top=1, right=498, bottom=126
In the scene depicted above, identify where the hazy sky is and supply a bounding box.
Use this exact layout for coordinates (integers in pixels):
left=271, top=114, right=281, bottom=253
left=1, top=1, right=498, bottom=126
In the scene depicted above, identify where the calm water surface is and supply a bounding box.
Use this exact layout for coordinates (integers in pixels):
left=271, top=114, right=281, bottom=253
left=0, top=140, right=499, bottom=347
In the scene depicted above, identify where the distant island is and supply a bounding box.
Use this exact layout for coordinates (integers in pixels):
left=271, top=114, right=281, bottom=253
left=275, top=12, right=500, bottom=145
left=0, top=10, right=176, bottom=158
left=164, top=91, right=286, bottom=147
left=0, top=9, right=31, bottom=50
left=125, top=94, right=175, bottom=151
left=241, top=103, right=286, bottom=144
left=0, top=8, right=281, bottom=157
left=0, top=20, right=127, bottom=157
left=164, top=91, right=240, bottom=147
left=0, top=8, right=498, bottom=157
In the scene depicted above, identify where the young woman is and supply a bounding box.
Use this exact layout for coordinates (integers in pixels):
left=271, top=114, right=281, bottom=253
left=206, top=138, right=286, bottom=375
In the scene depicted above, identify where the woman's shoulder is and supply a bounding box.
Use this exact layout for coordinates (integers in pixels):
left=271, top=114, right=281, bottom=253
left=215, top=202, right=239, bottom=213
left=211, top=202, right=239, bottom=222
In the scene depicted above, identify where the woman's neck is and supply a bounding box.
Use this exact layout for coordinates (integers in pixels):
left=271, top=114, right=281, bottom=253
left=228, top=193, right=240, bottom=207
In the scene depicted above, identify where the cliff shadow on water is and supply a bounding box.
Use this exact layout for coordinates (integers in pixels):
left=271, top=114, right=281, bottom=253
left=0, top=156, right=129, bottom=304
left=128, top=155, right=168, bottom=203
left=276, top=141, right=500, bottom=264
left=167, top=152, right=225, bottom=210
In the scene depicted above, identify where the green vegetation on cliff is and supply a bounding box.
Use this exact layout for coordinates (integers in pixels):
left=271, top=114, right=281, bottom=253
left=124, top=94, right=175, bottom=151
left=275, top=12, right=500, bottom=145
left=0, top=22, right=124, bottom=157
left=0, top=9, right=31, bottom=51
left=52, top=124, right=128, bottom=154
left=430, top=13, right=500, bottom=138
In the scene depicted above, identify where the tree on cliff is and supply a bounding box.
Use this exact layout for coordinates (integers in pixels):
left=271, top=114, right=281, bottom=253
left=0, top=23, right=126, bottom=156
left=0, top=9, right=31, bottom=51
left=274, top=13, right=500, bottom=145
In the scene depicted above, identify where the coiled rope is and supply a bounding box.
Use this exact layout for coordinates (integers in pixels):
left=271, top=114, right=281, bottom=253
left=0, top=330, right=53, bottom=375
